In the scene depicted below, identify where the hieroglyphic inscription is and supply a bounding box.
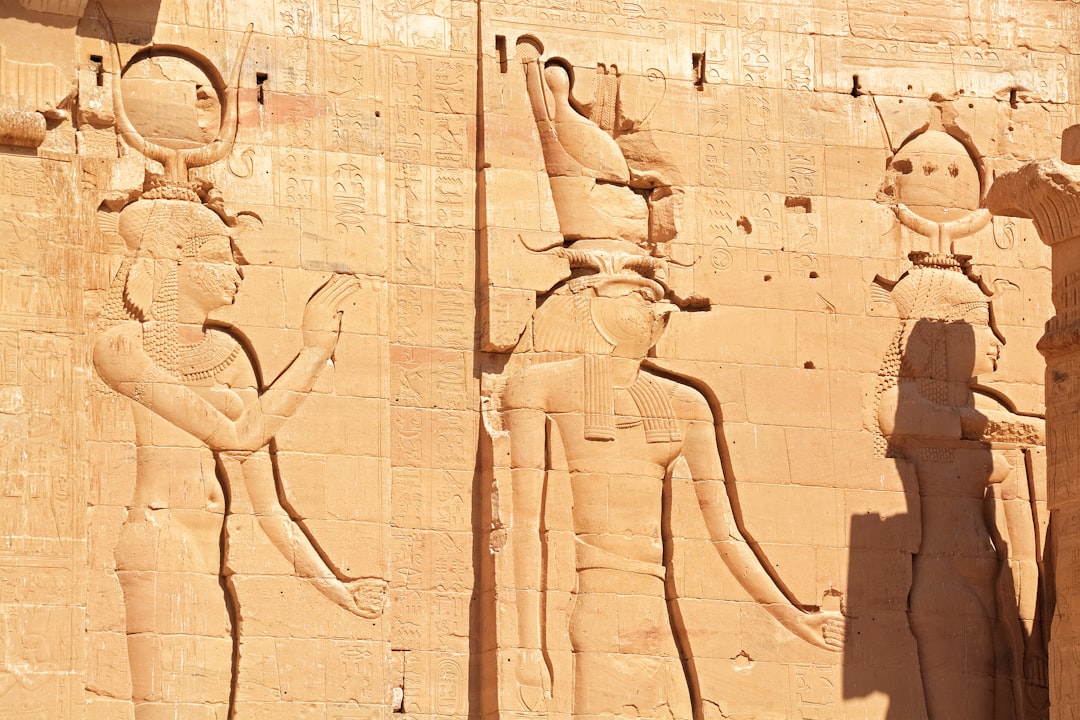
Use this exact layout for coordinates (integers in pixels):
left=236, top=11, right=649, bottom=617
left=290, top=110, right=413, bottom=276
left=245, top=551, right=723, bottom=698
left=793, top=664, right=838, bottom=719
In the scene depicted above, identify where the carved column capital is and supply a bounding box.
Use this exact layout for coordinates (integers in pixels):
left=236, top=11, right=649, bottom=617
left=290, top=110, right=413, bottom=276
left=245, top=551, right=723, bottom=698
left=987, top=143, right=1080, bottom=720
left=0, top=107, right=46, bottom=148
left=987, top=159, right=1080, bottom=246
left=988, top=159, right=1080, bottom=356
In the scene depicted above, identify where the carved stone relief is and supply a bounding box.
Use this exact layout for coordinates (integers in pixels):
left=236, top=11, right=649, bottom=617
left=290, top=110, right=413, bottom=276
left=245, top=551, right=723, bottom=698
left=485, top=44, right=846, bottom=720
left=0, top=1, right=1069, bottom=719
left=987, top=149, right=1080, bottom=720
left=873, top=107, right=1049, bottom=720
left=874, top=254, right=1047, bottom=720
left=90, top=31, right=385, bottom=720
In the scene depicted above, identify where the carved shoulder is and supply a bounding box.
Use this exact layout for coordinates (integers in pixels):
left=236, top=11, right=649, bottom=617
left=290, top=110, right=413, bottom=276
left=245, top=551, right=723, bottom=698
left=205, top=328, right=257, bottom=390
left=879, top=378, right=963, bottom=440
left=502, top=360, right=578, bottom=411
left=93, top=322, right=151, bottom=389
left=661, top=375, right=713, bottom=423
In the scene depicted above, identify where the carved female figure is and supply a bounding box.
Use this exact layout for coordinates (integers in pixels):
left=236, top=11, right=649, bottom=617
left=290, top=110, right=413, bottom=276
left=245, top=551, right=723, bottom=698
left=94, top=191, right=380, bottom=720
left=876, top=253, right=1045, bottom=720
left=90, top=25, right=385, bottom=718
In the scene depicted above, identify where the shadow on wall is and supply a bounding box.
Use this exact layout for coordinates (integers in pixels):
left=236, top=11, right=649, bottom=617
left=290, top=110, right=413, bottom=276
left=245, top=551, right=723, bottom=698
left=75, top=0, right=164, bottom=46
left=844, top=462, right=927, bottom=720
left=0, top=1, right=163, bottom=40
left=0, top=1, right=163, bottom=87
left=847, top=314, right=1049, bottom=720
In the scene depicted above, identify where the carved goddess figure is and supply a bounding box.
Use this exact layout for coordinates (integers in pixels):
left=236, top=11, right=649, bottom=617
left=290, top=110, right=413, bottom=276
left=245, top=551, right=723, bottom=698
left=498, top=45, right=843, bottom=720
left=92, top=29, right=383, bottom=720
left=96, top=191, right=380, bottom=720
left=875, top=253, right=1046, bottom=720
left=876, top=111, right=1047, bottom=720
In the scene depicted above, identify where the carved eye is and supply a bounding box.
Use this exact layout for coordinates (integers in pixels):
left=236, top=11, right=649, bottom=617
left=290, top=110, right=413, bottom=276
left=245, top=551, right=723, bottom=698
left=615, top=304, right=650, bottom=338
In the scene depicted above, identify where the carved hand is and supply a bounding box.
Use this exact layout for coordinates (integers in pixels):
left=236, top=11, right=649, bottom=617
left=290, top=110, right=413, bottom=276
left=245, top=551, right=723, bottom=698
left=959, top=407, right=989, bottom=440
left=792, top=609, right=846, bottom=652
left=302, top=274, right=361, bottom=356
left=1025, top=647, right=1049, bottom=689
left=347, top=576, right=388, bottom=619
left=514, top=647, right=551, bottom=711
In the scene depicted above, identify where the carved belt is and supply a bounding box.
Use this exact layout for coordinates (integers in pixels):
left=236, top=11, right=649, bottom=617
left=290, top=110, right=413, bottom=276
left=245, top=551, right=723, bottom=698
left=575, top=537, right=666, bottom=580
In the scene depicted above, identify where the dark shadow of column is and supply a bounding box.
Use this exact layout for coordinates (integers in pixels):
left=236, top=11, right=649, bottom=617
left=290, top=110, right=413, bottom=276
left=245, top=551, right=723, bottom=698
left=846, top=316, right=1042, bottom=719
left=843, top=463, right=927, bottom=720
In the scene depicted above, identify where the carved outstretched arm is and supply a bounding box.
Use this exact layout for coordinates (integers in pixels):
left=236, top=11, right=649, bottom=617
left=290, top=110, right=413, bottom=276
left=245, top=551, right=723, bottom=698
left=878, top=381, right=968, bottom=440
left=976, top=395, right=1049, bottom=688
left=973, top=391, right=1046, bottom=446
left=682, top=414, right=844, bottom=651
left=224, top=274, right=360, bottom=445
left=94, top=275, right=359, bottom=453
left=880, top=383, right=1045, bottom=445
left=501, top=405, right=553, bottom=705
left=224, top=451, right=385, bottom=619
left=992, top=461, right=1048, bottom=688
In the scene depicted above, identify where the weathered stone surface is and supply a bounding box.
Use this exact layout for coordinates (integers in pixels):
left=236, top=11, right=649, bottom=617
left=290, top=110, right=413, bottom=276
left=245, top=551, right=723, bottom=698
left=0, top=1, right=1065, bottom=719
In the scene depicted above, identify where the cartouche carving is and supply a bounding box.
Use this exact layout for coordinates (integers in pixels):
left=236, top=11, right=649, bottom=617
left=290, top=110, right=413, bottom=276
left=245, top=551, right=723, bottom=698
left=492, top=47, right=845, bottom=720
left=92, top=31, right=383, bottom=720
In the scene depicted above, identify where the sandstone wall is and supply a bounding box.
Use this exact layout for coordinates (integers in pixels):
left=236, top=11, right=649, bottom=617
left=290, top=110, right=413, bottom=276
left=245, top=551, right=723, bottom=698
left=0, top=0, right=1069, bottom=719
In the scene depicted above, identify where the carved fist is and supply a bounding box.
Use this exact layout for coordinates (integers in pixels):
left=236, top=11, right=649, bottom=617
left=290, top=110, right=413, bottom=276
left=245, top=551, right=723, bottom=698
left=347, top=577, right=388, bottom=619
left=302, top=274, right=361, bottom=356
left=798, top=610, right=846, bottom=652
left=514, top=647, right=551, bottom=711
left=959, top=407, right=989, bottom=441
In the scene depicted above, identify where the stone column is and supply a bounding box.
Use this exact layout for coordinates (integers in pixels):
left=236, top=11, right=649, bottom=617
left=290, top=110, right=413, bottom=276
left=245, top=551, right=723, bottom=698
left=988, top=145, right=1080, bottom=718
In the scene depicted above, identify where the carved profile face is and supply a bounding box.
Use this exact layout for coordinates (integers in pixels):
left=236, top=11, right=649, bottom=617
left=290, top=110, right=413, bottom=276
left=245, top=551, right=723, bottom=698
left=113, top=199, right=244, bottom=325
left=176, top=232, right=242, bottom=322
left=963, top=315, right=1000, bottom=378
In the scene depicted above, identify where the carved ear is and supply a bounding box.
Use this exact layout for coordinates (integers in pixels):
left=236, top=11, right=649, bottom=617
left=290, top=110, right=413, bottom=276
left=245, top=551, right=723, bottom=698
left=867, top=275, right=897, bottom=316
left=869, top=282, right=893, bottom=306
left=124, top=257, right=158, bottom=321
